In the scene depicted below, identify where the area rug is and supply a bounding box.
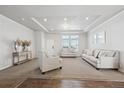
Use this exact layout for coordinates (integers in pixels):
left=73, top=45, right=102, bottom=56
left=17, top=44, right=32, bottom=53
left=17, top=78, right=124, bottom=88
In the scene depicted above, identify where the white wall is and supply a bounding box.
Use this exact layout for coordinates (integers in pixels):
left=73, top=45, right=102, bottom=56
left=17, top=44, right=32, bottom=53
left=45, top=33, right=87, bottom=55
left=0, top=15, right=36, bottom=70
left=87, top=11, right=124, bottom=72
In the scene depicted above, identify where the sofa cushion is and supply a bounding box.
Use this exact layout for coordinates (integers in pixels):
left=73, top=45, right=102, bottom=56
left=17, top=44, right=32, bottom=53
left=89, top=56, right=98, bottom=63
left=98, top=50, right=115, bottom=57
left=62, top=48, right=69, bottom=53
left=94, top=49, right=100, bottom=58
left=82, top=49, right=88, bottom=54
left=82, top=54, right=98, bottom=64
left=104, top=51, right=115, bottom=57
left=70, top=47, right=77, bottom=53
left=98, top=50, right=106, bottom=58
left=82, top=54, right=89, bottom=59
left=87, top=49, right=94, bottom=56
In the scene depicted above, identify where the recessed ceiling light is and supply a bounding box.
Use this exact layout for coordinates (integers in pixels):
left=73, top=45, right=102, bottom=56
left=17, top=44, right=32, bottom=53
left=86, top=17, right=89, bottom=20
left=43, top=18, right=47, bottom=22
left=22, top=18, right=25, bottom=21
left=64, top=18, right=67, bottom=21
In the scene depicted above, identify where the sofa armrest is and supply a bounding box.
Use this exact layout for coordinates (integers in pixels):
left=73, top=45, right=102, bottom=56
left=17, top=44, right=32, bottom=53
left=98, top=56, right=117, bottom=68
left=99, top=56, right=115, bottom=63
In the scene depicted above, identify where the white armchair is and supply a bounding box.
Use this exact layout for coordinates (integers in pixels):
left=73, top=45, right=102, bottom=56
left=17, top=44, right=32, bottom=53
left=38, top=51, right=62, bottom=74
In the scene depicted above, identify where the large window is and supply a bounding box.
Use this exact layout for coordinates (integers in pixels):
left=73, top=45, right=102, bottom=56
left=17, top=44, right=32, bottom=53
left=62, top=35, right=79, bottom=50
left=62, top=35, right=70, bottom=48
left=93, top=31, right=106, bottom=44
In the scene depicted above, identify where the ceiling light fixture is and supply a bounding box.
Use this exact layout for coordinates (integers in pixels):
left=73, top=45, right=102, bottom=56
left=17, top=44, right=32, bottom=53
left=64, top=18, right=67, bottom=21
left=86, top=17, right=89, bottom=20
left=43, top=18, right=47, bottom=22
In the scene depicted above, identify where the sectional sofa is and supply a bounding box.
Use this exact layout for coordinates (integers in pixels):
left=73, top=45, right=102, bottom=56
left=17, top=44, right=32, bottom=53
left=81, top=49, right=119, bottom=69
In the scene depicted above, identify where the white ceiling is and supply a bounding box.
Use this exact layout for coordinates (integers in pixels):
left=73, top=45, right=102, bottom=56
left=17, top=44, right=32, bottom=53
left=0, top=5, right=124, bottom=33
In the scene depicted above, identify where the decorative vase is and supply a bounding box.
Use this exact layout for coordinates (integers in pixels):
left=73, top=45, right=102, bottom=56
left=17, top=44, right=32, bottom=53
left=25, top=46, right=28, bottom=51
left=27, top=46, right=31, bottom=51
left=14, top=45, right=18, bottom=52
left=19, top=46, right=23, bottom=52
left=22, top=46, right=26, bottom=51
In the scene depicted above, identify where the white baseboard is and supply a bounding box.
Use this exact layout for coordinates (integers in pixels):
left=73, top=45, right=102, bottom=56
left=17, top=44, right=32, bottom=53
left=119, top=68, right=124, bottom=73
left=0, top=64, right=12, bottom=71
left=0, top=57, right=37, bottom=71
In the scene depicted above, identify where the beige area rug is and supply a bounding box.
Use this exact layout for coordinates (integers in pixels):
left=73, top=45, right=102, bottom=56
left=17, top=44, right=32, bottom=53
left=17, top=78, right=124, bottom=88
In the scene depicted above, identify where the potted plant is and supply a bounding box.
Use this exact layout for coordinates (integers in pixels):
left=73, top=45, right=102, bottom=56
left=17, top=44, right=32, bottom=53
left=21, top=40, right=31, bottom=51
left=21, top=40, right=26, bottom=51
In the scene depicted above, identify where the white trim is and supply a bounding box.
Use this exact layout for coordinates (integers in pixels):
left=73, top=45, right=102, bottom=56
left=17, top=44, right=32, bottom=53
left=90, top=10, right=124, bottom=32
left=31, top=17, right=49, bottom=32
left=0, top=14, right=34, bottom=31
left=84, top=15, right=102, bottom=32
left=119, top=68, right=124, bottom=73
left=60, top=31, right=83, bottom=34
left=0, top=64, right=12, bottom=71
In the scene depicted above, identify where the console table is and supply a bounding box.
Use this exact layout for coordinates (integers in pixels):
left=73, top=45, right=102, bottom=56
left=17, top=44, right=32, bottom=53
left=12, top=51, right=32, bottom=65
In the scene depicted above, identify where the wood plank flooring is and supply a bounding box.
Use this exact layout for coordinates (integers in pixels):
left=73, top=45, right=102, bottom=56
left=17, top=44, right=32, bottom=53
left=18, top=78, right=124, bottom=88
left=0, top=58, right=124, bottom=88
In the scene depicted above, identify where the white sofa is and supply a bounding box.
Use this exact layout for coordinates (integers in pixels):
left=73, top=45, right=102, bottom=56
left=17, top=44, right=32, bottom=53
left=60, top=47, right=78, bottom=57
left=81, top=49, right=119, bottom=69
left=38, top=51, right=62, bottom=74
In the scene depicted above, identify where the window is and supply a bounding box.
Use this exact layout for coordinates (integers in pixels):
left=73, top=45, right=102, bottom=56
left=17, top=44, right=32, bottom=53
left=62, top=35, right=69, bottom=48
left=93, top=31, right=106, bottom=44
left=62, top=35, right=79, bottom=50
left=70, top=35, right=79, bottom=49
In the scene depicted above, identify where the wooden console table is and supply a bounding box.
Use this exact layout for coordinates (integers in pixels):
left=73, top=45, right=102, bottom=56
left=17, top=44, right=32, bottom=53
left=12, top=51, right=32, bottom=65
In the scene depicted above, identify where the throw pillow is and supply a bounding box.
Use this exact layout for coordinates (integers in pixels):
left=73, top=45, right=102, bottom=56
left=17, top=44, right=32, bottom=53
left=94, top=49, right=100, bottom=58
left=83, top=49, right=88, bottom=54
left=98, top=50, right=106, bottom=58
left=104, top=51, right=115, bottom=57
left=98, top=50, right=116, bottom=57
left=87, top=49, right=94, bottom=56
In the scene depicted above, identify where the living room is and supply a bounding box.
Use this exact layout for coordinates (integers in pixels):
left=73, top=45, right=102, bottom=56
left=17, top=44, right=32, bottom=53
left=0, top=5, right=124, bottom=88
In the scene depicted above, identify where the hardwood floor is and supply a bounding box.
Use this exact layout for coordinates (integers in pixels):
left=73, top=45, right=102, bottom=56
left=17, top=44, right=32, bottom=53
left=0, top=58, right=124, bottom=88
left=18, top=78, right=124, bottom=88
